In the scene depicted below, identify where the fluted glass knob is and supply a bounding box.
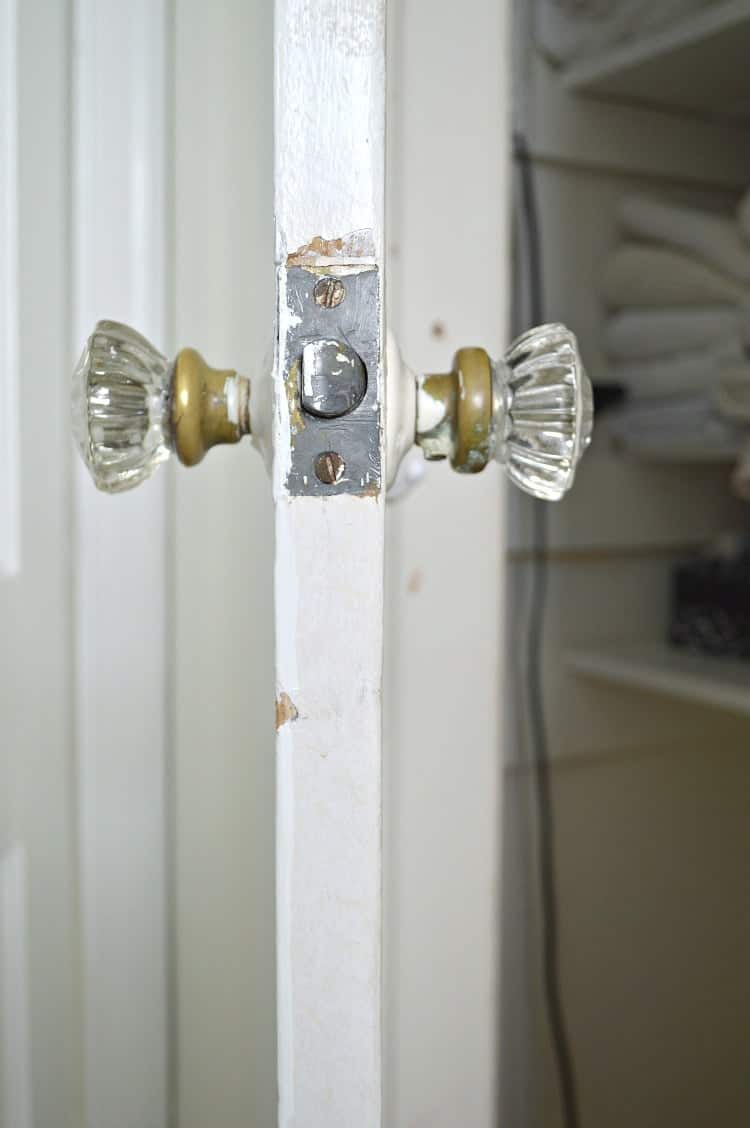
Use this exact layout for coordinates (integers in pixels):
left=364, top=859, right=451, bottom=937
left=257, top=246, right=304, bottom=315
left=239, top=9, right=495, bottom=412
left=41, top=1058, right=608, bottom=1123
left=72, top=321, right=172, bottom=493
left=414, top=321, right=592, bottom=500
left=496, top=323, right=593, bottom=501
left=72, top=320, right=251, bottom=493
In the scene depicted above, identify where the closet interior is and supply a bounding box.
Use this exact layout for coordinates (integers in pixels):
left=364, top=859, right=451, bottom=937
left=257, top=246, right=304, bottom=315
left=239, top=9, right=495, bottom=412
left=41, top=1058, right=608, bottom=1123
left=502, top=4, right=750, bottom=1127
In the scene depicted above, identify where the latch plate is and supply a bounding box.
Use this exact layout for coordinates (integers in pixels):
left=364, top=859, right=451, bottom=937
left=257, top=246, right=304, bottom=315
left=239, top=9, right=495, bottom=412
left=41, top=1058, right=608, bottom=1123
left=279, top=264, right=382, bottom=497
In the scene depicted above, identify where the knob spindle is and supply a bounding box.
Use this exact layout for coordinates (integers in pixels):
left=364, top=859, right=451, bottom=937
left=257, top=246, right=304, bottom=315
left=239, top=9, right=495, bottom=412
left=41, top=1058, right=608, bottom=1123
left=414, top=322, right=592, bottom=500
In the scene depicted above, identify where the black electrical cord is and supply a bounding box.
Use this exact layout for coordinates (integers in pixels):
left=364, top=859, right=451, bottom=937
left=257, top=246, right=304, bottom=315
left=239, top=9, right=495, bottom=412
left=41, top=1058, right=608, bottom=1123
left=513, top=130, right=581, bottom=1128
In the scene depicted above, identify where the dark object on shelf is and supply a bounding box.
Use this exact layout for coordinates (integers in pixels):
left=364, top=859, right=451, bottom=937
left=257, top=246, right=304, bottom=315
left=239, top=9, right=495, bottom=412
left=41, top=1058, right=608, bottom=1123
left=670, top=534, right=750, bottom=658
left=592, top=383, right=627, bottom=414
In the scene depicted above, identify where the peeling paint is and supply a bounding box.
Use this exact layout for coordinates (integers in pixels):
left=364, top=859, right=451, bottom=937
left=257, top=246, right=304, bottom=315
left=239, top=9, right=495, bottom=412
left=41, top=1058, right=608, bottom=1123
left=286, top=229, right=376, bottom=266
left=276, top=692, right=299, bottom=730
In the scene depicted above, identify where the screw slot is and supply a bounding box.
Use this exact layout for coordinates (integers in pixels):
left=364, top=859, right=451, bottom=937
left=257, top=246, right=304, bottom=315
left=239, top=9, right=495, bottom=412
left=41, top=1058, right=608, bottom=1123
left=314, top=450, right=345, bottom=485
left=314, top=277, right=346, bottom=309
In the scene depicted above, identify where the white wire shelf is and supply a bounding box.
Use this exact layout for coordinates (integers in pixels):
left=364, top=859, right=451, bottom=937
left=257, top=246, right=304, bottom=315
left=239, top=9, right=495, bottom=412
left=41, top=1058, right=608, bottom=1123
left=566, top=641, right=750, bottom=718
left=610, top=433, right=743, bottom=464
left=563, top=0, right=750, bottom=119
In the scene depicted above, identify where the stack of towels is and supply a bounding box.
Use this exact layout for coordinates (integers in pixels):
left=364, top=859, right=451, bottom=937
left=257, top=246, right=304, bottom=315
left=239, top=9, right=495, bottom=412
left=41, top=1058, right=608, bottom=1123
left=601, top=190, right=750, bottom=495
left=535, top=0, right=713, bottom=66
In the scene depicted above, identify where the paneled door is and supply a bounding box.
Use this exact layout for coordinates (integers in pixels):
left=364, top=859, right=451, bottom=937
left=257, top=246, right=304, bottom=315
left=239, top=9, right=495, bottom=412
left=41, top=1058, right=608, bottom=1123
left=0, top=2, right=81, bottom=1125
left=1, top=1, right=170, bottom=1126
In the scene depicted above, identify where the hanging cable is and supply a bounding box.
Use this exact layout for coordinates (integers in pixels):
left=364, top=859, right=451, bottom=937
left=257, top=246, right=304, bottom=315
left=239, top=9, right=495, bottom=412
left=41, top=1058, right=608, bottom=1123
left=513, top=130, right=581, bottom=1128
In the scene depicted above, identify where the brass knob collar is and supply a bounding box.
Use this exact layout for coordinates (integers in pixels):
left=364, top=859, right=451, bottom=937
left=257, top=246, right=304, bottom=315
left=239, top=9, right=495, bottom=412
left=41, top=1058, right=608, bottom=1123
left=171, top=347, right=251, bottom=467
left=415, top=346, right=493, bottom=473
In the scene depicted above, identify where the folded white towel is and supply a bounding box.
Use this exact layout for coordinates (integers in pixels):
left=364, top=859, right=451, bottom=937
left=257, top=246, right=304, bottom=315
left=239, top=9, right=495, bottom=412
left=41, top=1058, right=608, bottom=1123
left=607, top=393, right=747, bottom=458
left=602, top=245, right=747, bottom=310
left=534, top=0, right=710, bottom=65
left=607, top=337, right=745, bottom=399
left=604, top=309, right=743, bottom=360
left=619, top=196, right=750, bottom=284
left=732, top=443, right=750, bottom=500
left=737, top=188, right=750, bottom=244
left=716, top=367, right=750, bottom=422
left=534, top=0, right=643, bottom=64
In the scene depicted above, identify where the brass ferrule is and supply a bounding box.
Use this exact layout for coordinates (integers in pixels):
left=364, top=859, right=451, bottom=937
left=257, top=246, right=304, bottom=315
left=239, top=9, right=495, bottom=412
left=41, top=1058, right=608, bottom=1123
left=415, top=346, right=493, bottom=474
left=171, top=347, right=251, bottom=467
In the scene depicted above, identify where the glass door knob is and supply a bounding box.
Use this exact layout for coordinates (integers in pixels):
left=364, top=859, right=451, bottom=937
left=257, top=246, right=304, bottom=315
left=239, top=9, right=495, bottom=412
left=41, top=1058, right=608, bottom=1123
left=414, top=323, right=593, bottom=500
left=72, top=320, right=252, bottom=493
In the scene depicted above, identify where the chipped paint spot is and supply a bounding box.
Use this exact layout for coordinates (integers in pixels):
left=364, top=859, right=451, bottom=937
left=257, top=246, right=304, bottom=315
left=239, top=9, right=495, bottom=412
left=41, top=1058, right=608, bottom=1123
left=286, top=229, right=376, bottom=267
left=407, top=569, right=423, bottom=594
left=276, top=692, right=299, bottom=730
left=358, top=480, right=380, bottom=499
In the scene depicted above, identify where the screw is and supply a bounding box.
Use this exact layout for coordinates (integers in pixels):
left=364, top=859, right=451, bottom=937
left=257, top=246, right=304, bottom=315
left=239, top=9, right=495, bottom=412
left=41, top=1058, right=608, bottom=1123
left=314, top=277, right=346, bottom=309
left=314, top=450, right=345, bottom=485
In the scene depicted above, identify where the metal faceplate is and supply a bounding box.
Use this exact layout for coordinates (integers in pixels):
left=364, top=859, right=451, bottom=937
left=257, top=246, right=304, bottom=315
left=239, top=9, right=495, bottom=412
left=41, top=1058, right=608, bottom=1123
left=279, top=264, right=382, bottom=497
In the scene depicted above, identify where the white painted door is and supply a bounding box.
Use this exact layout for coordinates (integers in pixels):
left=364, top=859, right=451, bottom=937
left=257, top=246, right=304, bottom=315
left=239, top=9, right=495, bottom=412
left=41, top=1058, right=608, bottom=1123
left=0, top=3, right=82, bottom=1125
left=271, top=2, right=512, bottom=1125
left=63, top=2, right=586, bottom=1125
left=1, top=2, right=170, bottom=1126
left=171, top=1, right=512, bottom=1125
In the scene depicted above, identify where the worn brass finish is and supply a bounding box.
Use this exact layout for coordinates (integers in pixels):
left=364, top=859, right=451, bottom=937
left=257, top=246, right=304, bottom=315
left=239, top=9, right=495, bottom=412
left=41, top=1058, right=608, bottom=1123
left=418, top=372, right=455, bottom=462
left=171, top=347, right=250, bottom=467
left=417, top=347, right=493, bottom=472
left=452, top=347, right=492, bottom=473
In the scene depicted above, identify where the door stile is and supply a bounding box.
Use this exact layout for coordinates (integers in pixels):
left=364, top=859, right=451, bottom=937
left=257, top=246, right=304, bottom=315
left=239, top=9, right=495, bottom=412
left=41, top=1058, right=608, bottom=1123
left=273, top=3, right=386, bottom=1125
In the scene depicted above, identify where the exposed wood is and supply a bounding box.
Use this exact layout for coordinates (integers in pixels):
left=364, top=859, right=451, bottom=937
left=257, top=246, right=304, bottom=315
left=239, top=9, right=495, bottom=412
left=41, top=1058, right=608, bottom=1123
left=274, top=1, right=385, bottom=1123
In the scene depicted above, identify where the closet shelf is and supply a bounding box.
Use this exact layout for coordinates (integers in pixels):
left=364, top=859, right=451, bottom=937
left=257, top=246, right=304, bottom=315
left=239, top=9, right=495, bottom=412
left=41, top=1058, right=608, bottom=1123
left=610, top=433, right=743, bottom=464
left=566, top=641, right=750, bottom=717
left=563, top=0, right=750, bottom=119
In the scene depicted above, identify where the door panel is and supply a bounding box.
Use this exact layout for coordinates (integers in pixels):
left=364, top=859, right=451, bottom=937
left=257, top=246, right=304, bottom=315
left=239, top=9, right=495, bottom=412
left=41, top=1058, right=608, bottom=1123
left=72, top=1, right=169, bottom=1123
left=0, top=2, right=82, bottom=1124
